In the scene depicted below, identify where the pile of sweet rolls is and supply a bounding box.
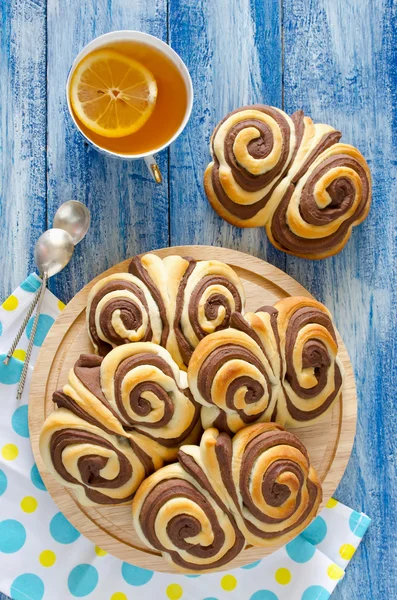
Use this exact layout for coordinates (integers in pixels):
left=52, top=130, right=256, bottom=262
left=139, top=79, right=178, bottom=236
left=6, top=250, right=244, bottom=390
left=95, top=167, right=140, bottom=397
left=40, top=252, right=344, bottom=571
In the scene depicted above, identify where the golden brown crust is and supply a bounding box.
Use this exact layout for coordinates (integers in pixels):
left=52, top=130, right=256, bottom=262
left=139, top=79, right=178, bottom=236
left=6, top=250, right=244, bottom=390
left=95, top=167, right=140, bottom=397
left=204, top=105, right=372, bottom=259
left=132, top=422, right=322, bottom=570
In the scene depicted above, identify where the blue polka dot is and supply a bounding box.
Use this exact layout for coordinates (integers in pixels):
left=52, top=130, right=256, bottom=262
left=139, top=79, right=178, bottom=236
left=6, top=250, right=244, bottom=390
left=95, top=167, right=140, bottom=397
left=185, top=574, right=201, bottom=578
left=301, top=586, right=330, bottom=600
left=302, top=515, right=327, bottom=545
left=31, top=463, right=46, bottom=491
left=26, top=314, right=55, bottom=347
left=0, top=354, right=23, bottom=385
left=68, top=564, right=98, bottom=597
left=242, top=560, right=261, bottom=569
left=349, top=511, right=371, bottom=537
left=0, top=469, right=7, bottom=496
left=203, top=598, right=220, bottom=600
left=50, top=512, right=80, bottom=544
left=250, top=592, right=279, bottom=600
left=0, top=321, right=2, bottom=336
left=12, top=405, right=29, bottom=438
left=286, top=534, right=316, bottom=563
left=11, top=574, right=44, bottom=600
left=0, top=520, right=26, bottom=553
left=20, top=274, right=41, bottom=293
left=121, top=563, right=153, bottom=586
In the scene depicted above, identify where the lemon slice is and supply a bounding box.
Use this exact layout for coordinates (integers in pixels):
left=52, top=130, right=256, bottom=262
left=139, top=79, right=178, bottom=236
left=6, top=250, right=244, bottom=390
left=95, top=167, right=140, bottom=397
left=70, top=49, right=158, bottom=138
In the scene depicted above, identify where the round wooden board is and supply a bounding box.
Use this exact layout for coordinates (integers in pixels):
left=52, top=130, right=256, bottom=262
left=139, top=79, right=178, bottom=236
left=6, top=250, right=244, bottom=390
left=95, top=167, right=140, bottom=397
left=29, top=245, right=357, bottom=573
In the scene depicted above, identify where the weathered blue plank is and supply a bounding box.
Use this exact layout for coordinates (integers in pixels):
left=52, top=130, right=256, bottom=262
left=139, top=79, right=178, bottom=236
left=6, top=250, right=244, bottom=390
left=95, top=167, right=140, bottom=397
left=46, top=0, right=169, bottom=302
left=283, top=0, right=397, bottom=597
left=0, top=0, right=47, bottom=301
left=168, top=0, right=285, bottom=270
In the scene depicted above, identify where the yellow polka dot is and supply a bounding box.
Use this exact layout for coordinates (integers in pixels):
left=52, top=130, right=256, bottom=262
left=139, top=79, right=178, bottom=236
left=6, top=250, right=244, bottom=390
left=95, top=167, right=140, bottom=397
left=58, top=300, right=66, bottom=311
left=13, top=349, right=26, bottom=362
left=275, top=568, right=292, bottom=585
left=327, top=563, right=344, bottom=580
left=39, top=550, right=56, bottom=567
left=95, top=545, right=107, bottom=557
left=326, top=498, right=338, bottom=509
left=2, top=444, right=18, bottom=460
left=166, top=583, right=183, bottom=600
left=21, top=496, right=38, bottom=513
left=339, top=543, right=356, bottom=560
left=2, top=295, right=19, bottom=311
left=110, top=594, right=127, bottom=600
left=221, top=575, right=237, bottom=591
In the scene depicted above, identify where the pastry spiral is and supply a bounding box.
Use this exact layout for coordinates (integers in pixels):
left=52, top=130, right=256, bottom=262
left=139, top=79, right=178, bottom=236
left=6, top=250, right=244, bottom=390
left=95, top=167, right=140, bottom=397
left=226, top=423, right=322, bottom=546
left=171, top=257, right=246, bottom=368
left=39, top=409, right=160, bottom=506
left=188, top=297, right=343, bottom=431
left=204, top=105, right=371, bottom=259
left=99, top=343, right=201, bottom=456
left=274, top=296, right=344, bottom=425
left=188, top=323, right=280, bottom=435
left=51, top=344, right=201, bottom=462
left=87, top=272, right=163, bottom=356
left=204, top=105, right=298, bottom=228
left=132, top=423, right=322, bottom=570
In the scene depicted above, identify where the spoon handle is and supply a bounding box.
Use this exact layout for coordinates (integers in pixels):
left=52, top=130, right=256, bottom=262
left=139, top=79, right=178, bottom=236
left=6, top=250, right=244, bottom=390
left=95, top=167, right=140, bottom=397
left=3, top=284, right=42, bottom=365
left=16, top=274, right=48, bottom=401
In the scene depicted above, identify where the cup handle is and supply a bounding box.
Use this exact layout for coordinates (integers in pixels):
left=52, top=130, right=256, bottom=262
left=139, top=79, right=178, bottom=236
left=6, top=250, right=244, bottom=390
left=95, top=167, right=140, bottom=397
left=144, top=155, right=162, bottom=184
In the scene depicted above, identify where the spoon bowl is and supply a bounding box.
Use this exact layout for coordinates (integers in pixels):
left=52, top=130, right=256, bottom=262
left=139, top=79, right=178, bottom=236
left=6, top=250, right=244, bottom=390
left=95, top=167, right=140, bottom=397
left=34, top=228, right=75, bottom=277
left=53, top=200, right=91, bottom=245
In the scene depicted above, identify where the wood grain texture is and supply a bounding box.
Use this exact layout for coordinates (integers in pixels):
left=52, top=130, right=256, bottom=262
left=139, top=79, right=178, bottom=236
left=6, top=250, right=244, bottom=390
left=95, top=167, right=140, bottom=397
left=168, top=0, right=286, bottom=271
left=29, top=246, right=357, bottom=573
left=46, top=0, right=169, bottom=303
left=0, top=0, right=47, bottom=299
left=282, top=1, right=397, bottom=597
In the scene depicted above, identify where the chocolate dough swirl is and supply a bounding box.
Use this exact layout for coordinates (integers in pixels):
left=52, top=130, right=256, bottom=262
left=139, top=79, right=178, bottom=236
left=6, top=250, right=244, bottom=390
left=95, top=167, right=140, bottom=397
left=187, top=327, right=280, bottom=435
left=132, top=423, right=322, bottom=571
left=173, top=257, right=246, bottom=368
left=204, top=105, right=371, bottom=259
left=187, top=297, right=343, bottom=432
left=87, top=273, right=163, bottom=356
left=273, top=296, right=344, bottom=424
left=39, top=408, right=159, bottom=506
left=40, top=342, right=202, bottom=505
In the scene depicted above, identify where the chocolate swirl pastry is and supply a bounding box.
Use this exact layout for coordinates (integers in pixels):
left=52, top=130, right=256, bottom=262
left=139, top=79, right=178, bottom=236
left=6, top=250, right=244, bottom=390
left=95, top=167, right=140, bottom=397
left=87, top=272, right=163, bottom=356
left=132, top=423, right=322, bottom=571
left=188, top=296, right=343, bottom=433
left=273, top=296, right=344, bottom=425
left=40, top=343, right=202, bottom=505
left=98, top=343, right=201, bottom=455
left=188, top=322, right=281, bottom=436
left=170, top=257, right=246, bottom=368
left=204, top=106, right=371, bottom=259
left=88, top=253, right=246, bottom=370
left=39, top=409, right=161, bottom=506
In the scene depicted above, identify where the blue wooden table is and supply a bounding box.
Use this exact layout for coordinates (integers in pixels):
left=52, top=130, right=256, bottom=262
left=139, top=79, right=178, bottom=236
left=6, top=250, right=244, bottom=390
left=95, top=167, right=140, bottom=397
left=1, top=0, right=395, bottom=598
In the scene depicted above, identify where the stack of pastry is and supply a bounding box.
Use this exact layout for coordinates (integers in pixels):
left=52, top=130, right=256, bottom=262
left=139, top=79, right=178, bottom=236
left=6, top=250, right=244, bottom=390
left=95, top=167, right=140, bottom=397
left=40, top=253, right=344, bottom=571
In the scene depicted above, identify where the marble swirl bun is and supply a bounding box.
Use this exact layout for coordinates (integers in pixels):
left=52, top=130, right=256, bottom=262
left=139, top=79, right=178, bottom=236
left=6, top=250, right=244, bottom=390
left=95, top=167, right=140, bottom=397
left=39, top=409, right=160, bottom=506
left=187, top=297, right=343, bottom=432
left=87, top=272, right=163, bottom=356
left=88, top=254, right=246, bottom=370
left=170, top=256, right=246, bottom=368
left=204, top=106, right=371, bottom=259
left=188, top=313, right=281, bottom=435
left=273, top=296, right=344, bottom=426
left=132, top=423, right=322, bottom=571
left=50, top=343, right=201, bottom=463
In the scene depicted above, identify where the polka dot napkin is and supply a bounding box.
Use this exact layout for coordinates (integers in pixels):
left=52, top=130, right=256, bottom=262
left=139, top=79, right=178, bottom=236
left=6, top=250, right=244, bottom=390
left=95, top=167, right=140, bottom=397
left=0, top=275, right=371, bottom=600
